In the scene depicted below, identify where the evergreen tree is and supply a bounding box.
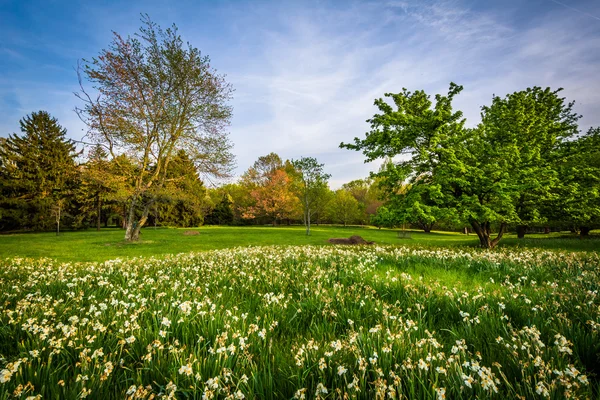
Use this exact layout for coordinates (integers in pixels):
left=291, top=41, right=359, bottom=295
left=0, top=111, right=79, bottom=231
left=154, top=150, right=209, bottom=227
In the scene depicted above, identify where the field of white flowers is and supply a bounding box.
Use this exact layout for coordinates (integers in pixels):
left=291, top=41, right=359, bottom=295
left=1, top=245, right=599, bottom=399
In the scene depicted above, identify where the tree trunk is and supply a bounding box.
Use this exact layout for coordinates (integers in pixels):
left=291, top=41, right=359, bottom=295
left=471, top=221, right=507, bottom=249
left=580, top=226, right=591, bottom=237
left=126, top=201, right=152, bottom=241
left=124, top=197, right=138, bottom=241
left=517, top=225, right=527, bottom=239
left=544, top=226, right=550, bottom=234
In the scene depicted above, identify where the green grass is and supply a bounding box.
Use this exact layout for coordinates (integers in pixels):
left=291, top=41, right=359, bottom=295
left=0, top=225, right=598, bottom=262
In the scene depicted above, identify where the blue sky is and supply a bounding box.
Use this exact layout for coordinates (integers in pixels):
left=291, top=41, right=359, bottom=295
left=2, top=0, right=600, bottom=187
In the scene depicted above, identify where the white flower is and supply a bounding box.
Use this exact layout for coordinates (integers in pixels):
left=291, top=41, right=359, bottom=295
left=316, top=382, right=328, bottom=394
left=235, top=391, right=245, bottom=399
left=0, top=369, right=12, bottom=383
left=125, top=336, right=136, bottom=344
left=161, top=317, right=171, bottom=327
left=436, top=387, right=446, bottom=400
left=179, top=363, right=193, bottom=376
left=337, top=365, right=347, bottom=375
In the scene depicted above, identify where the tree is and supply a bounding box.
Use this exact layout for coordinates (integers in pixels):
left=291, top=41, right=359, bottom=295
left=341, top=84, right=468, bottom=239
left=0, top=111, right=79, bottom=232
left=342, top=179, right=383, bottom=224
left=240, top=153, right=299, bottom=225
left=244, top=169, right=299, bottom=225
left=76, top=15, right=234, bottom=241
left=552, top=127, right=600, bottom=235
left=371, top=206, right=397, bottom=229
left=76, top=145, right=113, bottom=230
left=342, top=84, right=579, bottom=248
left=478, top=87, right=580, bottom=240
left=290, top=157, right=331, bottom=235
left=327, top=189, right=361, bottom=226
left=204, top=194, right=234, bottom=225
left=154, top=150, right=209, bottom=227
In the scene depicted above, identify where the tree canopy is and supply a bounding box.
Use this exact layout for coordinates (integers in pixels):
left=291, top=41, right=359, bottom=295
left=342, top=84, right=584, bottom=248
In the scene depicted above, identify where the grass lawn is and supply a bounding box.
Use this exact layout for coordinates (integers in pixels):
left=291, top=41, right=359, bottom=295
left=0, top=225, right=597, bottom=262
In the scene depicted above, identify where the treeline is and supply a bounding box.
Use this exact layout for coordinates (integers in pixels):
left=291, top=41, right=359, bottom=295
left=1, top=85, right=599, bottom=245
left=205, top=153, right=382, bottom=227
left=0, top=112, right=380, bottom=232
left=0, top=111, right=209, bottom=231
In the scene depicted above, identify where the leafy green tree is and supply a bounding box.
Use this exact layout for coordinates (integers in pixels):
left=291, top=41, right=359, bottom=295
left=75, top=145, right=113, bottom=230
left=0, top=111, right=79, bottom=232
left=154, top=150, right=209, bottom=227
left=290, top=157, right=331, bottom=235
left=327, top=189, right=361, bottom=226
left=76, top=15, right=234, bottom=241
left=342, top=83, right=468, bottom=239
left=342, top=178, right=383, bottom=224
left=204, top=194, right=234, bottom=225
left=371, top=206, right=396, bottom=229
left=342, top=84, right=579, bottom=248
left=552, top=127, right=600, bottom=235
left=479, top=87, right=580, bottom=239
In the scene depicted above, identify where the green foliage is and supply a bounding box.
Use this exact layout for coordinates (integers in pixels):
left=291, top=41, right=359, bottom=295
left=204, top=194, right=234, bottom=225
left=326, top=189, right=361, bottom=226
left=551, top=127, right=600, bottom=233
left=290, top=157, right=331, bottom=235
left=343, top=84, right=583, bottom=248
left=371, top=206, right=396, bottom=229
left=0, top=111, right=79, bottom=231
left=154, top=150, right=208, bottom=227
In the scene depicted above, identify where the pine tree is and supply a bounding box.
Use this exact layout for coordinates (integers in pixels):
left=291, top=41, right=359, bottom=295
left=0, top=111, right=79, bottom=231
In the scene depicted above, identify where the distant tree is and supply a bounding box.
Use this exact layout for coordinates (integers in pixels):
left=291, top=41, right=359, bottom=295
left=204, top=194, right=234, bottom=225
left=342, top=178, right=384, bottom=224
left=155, top=150, right=209, bottom=227
left=240, top=153, right=299, bottom=225
left=327, top=189, right=361, bottom=226
left=290, top=157, right=331, bottom=235
left=76, top=145, right=113, bottom=230
left=0, top=111, right=79, bottom=232
left=244, top=169, right=299, bottom=225
left=76, top=15, right=234, bottom=241
left=242, top=152, right=283, bottom=187
left=552, top=127, right=600, bottom=235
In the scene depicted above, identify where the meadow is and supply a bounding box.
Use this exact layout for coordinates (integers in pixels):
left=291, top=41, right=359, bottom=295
left=1, top=229, right=599, bottom=399
left=0, top=225, right=598, bottom=262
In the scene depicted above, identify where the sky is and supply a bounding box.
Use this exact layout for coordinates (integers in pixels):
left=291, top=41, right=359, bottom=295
left=1, top=0, right=600, bottom=188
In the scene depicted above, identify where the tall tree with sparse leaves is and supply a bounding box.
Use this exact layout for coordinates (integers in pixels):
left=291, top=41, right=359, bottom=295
left=76, top=15, right=234, bottom=241
left=290, top=157, right=331, bottom=236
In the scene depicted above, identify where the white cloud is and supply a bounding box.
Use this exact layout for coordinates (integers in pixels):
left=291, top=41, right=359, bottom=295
left=225, top=0, right=600, bottom=188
